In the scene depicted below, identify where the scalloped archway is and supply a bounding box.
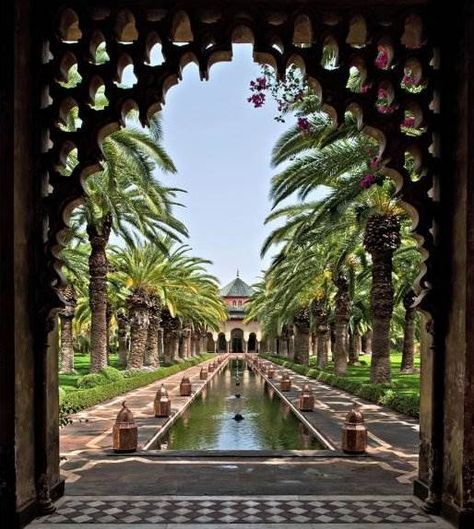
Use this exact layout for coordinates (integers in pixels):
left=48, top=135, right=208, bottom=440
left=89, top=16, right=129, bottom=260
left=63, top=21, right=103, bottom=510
left=36, top=0, right=442, bottom=519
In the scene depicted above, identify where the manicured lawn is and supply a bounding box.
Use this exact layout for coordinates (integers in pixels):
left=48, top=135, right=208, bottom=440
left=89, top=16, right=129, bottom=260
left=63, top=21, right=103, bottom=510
left=59, top=354, right=121, bottom=392
left=309, top=352, right=420, bottom=398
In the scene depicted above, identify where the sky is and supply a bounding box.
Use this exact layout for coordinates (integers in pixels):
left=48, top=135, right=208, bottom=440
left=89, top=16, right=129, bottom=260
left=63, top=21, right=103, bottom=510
left=156, top=44, right=291, bottom=287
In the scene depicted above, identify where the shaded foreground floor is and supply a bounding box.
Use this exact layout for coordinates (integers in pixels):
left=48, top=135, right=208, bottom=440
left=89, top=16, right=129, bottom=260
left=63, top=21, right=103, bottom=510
left=31, top=355, right=451, bottom=528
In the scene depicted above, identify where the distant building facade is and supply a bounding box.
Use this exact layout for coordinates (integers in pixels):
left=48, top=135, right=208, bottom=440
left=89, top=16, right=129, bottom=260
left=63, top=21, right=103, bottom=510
left=214, top=273, right=261, bottom=353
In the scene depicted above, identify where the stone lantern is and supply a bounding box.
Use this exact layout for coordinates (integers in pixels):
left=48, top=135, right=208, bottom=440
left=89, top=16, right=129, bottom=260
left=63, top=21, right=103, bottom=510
left=280, top=373, right=292, bottom=392
left=298, top=383, right=315, bottom=411
left=180, top=376, right=192, bottom=396
left=200, top=366, right=208, bottom=380
left=112, top=401, right=137, bottom=453
left=154, top=384, right=171, bottom=417
left=342, top=404, right=367, bottom=454
left=208, top=361, right=215, bottom=372
left=267, top=367, right=275, bottom=379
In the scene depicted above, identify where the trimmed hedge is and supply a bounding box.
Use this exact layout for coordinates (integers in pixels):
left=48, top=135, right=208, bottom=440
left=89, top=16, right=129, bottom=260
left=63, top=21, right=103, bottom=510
left=261, top=354, right=419, bottom=419
left=77, top=366, right=125, bottom=389
left=59, top=353, right=215, bottom=425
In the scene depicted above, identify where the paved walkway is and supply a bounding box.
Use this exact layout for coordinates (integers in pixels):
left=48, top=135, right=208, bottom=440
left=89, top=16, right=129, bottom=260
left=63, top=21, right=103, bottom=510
left=30, top=355, right=451, bottom=529
left=60, top=355, right=229, bottom=458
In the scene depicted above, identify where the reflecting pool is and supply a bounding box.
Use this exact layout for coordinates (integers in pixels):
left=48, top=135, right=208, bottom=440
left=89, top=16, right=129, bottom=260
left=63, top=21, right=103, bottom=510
left=150, top=360, right=325, bottom=450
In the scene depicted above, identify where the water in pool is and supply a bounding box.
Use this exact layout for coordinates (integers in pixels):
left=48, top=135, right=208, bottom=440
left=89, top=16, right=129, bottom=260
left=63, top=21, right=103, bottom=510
left=151, top=359, right=325, bottom=450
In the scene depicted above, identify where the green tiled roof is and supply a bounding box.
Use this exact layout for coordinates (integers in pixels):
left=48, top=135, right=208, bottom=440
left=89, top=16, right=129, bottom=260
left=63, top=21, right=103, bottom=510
left=220, top=276, right=254, bottom=298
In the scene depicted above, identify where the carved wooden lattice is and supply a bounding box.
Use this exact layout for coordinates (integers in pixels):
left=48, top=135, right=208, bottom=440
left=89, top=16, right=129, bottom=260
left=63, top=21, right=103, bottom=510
left=40, top=3, right=437, bottom=319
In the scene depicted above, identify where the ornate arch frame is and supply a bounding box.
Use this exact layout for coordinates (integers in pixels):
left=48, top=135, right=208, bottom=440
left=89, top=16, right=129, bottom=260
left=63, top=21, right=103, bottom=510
left=34, top=0, right=443, bottom=520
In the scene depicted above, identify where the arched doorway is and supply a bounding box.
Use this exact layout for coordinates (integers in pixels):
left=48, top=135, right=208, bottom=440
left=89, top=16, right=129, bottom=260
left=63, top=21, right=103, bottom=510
left=231, top=328, right=244, bottom=353
left=217, top=332, right=227, bottom=353
left=248, top=332, right=257, bottom=353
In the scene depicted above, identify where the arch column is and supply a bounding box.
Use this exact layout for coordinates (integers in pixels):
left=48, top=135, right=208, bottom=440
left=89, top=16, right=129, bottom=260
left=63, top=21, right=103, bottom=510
left=212, top=332, right=218, bottom=353
left=243, top=331, right=249, bottom=354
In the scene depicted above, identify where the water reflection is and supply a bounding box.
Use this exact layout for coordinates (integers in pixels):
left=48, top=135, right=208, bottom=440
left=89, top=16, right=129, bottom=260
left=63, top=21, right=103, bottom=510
left=151, top=360, right=324, bottom=451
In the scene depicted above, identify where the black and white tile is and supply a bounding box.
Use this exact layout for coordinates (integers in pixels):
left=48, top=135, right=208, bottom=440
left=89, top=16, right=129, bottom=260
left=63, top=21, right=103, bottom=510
left=33, top=495, right=442, bottom=525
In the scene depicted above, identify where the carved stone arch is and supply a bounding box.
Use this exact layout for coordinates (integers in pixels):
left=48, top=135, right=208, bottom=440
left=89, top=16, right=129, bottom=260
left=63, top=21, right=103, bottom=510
left=40, top=3, right=437, bottom=323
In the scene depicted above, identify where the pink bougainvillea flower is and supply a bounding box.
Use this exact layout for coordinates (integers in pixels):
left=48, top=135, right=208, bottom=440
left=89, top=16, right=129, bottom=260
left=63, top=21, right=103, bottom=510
left=247, top=93, right=266, bottom=108
left=297, top=117, right=311, bottom=132
left=369, top=158, right=379, bottom=170
left=359, top=173, right=377, bottom=189
left=402, top=74, right=417, bottom=87
left=402, top=115, right=416, bottom=128
left=375, top=48, right=389, bottom=69
left=255, top=76, right=268, bottom=90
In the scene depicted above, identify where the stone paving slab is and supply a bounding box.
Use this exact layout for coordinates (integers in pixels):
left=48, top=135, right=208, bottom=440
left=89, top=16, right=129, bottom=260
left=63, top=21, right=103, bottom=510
left=32, top=495, right=446, bottom=526
left=60, top=458, right=411, bottom=496
left=61, top=356, right=228, bottom=455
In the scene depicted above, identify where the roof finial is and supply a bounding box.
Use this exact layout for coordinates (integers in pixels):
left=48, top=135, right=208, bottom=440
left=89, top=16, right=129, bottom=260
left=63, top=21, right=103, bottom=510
left=237, top=269, right=239, bottom=278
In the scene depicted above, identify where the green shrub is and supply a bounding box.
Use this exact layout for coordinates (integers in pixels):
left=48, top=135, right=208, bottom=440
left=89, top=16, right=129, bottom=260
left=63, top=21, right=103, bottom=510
left=100, top=366, right=124, bottom=382
left=60, top=354, right=215, bottom=426
left=58, top=386, right=66, bottom=402
left=77, top=373, right=107, bottom=389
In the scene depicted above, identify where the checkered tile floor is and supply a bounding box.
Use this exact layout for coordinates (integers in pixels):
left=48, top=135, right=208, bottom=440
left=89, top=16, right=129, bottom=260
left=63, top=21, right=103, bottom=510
left=33, top=496, right=439, bottom=525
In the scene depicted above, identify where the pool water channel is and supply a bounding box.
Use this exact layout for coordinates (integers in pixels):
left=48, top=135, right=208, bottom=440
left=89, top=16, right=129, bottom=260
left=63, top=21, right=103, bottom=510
left=150, top=359, right=325, bottom=451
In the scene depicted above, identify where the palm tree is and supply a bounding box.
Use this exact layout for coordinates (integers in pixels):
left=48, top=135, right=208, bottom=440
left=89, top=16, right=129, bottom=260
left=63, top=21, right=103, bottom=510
left=58, top=240, right=89, bottom=373
left=71, top=116, right=187, bottom=372
left=392, top=237, right=422, bottom=373
left=111, top=240, right=226, bottom=369
left=58, top=283, right=77, bottom=373
left=265, top=96, right=411, bottom=383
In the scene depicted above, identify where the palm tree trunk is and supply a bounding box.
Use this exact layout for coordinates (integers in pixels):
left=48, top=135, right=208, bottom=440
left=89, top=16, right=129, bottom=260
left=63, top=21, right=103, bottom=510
left=181, top=329, right=191, bottom=358
left=144, top=311, right=160, bottom=367
left=59, top=284, right=77, bottom=373
left=87, top=215, right=112, bottom=373
left=349, top=331, right=362, bottom=364
left=106, top=301, right=113, bottom=360
left=127, top=290, right=150, bottom=369
left=171, top=330, right=180, bottom=361
left=362, top=330, right=373, bottom=355
left=59, top=315, right=75, bottom=373
left=401, top=291, right=417, bottom=373
left=200, top=333, right=207, bottom=354
left=369, top=252, right=394, bottom=383
left=287, top=326, right=295, bottom=361
left=116, top=313, right=129, bottom=367
left=294, top=309, right=310, bottom=365
left=334, top=274, right=350, bottom=376
left=317, top=325, right=329, bottom=369
left=163, top=330, right=173, bottom=364
left=364, top=214, right=401, bottom=384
